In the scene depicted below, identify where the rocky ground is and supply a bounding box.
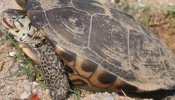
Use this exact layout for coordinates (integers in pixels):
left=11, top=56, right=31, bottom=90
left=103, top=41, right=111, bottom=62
left=0, top=0, right=175, bottom=100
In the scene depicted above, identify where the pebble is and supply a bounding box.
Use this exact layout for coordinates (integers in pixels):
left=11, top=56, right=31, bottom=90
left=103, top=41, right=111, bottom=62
left=32, top=82, right=39, bottom=86
left=104, top=96, right=115, bottom=100
left=4, top=86, right=12, bottom=95
left=20, top=91, right=30, bottom=99
left=9, top=52, right=16, bottom=57
left=23, top=83, right=31, bottom=91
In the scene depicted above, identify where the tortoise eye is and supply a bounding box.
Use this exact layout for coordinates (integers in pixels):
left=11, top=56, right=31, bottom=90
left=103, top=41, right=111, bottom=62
left=15, top=30, right=19, bottom=32
left=12, top=16, right=17, bottom=19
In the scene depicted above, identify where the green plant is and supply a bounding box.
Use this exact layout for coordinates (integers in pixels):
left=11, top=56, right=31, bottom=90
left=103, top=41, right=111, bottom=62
left=161, top=6, right=175, bottom=16
left=13, top=44, right=47, bottom=89
left=69, top=86, right=82, bottom=100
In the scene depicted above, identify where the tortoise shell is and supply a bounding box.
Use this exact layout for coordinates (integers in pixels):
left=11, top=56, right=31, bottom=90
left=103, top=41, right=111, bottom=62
left=16, top=0, right=175, bottom=93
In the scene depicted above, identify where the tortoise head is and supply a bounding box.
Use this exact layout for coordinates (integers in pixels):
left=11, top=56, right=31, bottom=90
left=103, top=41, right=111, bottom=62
left=1, top=9, right=37, bottom=42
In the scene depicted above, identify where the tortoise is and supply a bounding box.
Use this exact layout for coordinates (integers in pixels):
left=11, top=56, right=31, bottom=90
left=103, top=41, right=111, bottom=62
left=1, top=0, right=175, bottom=99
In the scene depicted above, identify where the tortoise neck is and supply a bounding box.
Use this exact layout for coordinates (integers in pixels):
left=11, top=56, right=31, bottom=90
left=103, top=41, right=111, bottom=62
left=25, top=29, right=45, bottom=48
left=25, top=30, right=50, bottom=58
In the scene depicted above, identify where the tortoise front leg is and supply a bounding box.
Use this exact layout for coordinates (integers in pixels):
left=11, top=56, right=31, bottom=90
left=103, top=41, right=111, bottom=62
left=19, top=42, right=41, bottom=65
left=19, top=42, right=70, bottom=100
left=39, top=39, right=70, bottom=100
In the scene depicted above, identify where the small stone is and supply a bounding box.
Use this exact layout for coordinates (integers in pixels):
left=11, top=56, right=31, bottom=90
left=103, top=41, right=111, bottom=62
left=9, top=52, right=16, bottom=57
left=104, top=96, right=115, bottom=100
left=31, top=82, right=39, bottom=93
left=32, top=82, right=39, bottom=86
left=32, top=89, right=37, bottom=93
left=23, top=84, right=31, bottom=91
left=45, top=89, right=50, bottom=94
left=20, top=91, right=30, bottom=99
left=4, top=86, right=12, bottom=94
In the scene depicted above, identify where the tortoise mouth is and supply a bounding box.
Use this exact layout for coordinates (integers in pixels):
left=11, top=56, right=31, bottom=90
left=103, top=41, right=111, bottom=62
left=2, top=17, right=19, bottom=31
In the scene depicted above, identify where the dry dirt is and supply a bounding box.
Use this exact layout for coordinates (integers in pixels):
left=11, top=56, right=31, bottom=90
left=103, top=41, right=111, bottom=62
left=0, top=0, right=175, bottom=100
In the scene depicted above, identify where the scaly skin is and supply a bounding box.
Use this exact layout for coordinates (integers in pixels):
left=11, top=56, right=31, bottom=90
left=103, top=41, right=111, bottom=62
left=39, top=38, right=70, bottom=100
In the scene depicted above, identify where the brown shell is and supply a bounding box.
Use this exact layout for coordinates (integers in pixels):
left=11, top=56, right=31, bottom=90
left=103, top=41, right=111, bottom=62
left=17, top=0, right=175, bottom=92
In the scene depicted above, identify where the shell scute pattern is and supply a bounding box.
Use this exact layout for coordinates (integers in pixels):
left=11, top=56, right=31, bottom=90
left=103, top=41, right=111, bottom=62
left=110, top=8, right=140, bottom=30
left=59, top=49, right=77, bottom=62
left=98, top=71, right=117, bottom=84
left=90, top=14, right=129, bottom=69
left=27, top=0, right=43, bottom=11
left=101, top=61, right=136, bottom=81
left=129, top=30, right=170, bottom=75
left=29, top=11, right=48, bottom=27
left=45, top=7, right=91, bottom=47
left=72, top=0, right=105, bottom=14
left=81, top=59, right=98, bottom=72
